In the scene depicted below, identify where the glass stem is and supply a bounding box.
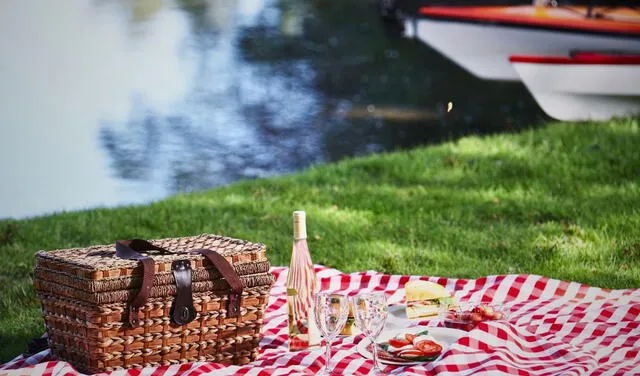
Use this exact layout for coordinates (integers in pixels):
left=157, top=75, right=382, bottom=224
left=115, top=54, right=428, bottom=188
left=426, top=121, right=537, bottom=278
left=371, top=336, right=380, bottom=372
left=325, top=339, right=332, bottom=373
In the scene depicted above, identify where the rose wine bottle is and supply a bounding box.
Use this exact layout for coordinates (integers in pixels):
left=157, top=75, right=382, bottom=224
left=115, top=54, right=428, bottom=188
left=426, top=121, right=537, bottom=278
left=287, top=211, right=321, bottom=350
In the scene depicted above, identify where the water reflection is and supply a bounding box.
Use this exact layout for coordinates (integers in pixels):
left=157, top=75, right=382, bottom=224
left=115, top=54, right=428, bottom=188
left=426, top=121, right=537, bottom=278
left=0, top=0, right=545, bottom=219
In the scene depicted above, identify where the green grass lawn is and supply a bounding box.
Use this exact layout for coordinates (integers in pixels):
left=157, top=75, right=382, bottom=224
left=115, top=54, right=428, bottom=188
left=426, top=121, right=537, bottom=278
left=1, top=118, right=639, bottom=362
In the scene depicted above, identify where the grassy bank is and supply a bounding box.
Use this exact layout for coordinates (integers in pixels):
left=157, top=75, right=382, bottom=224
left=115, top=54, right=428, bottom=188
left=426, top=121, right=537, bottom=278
left=1, top=118, right=639, bottom=361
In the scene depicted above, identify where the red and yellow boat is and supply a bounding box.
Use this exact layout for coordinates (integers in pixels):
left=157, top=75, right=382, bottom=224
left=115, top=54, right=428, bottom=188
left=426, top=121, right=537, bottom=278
left=407, top=4, right=640, bottom=81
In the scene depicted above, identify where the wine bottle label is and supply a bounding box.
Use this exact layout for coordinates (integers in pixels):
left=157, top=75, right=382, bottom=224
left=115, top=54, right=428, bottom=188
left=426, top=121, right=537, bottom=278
left=288, top=298, right=321, bottom=351
left=307, top=300, right=322, bottom=346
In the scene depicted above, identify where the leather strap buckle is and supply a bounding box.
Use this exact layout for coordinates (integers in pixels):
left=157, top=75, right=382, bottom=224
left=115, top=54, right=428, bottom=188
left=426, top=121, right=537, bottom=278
left=228, top=291, right=241, bottom=317
left=170, top=259, right=197, bottom=325
left=128, top=305, right=141, bottom=327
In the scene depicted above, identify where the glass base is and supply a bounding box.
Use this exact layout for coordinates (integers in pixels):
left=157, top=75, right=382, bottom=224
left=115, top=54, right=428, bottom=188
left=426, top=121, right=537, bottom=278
left=322, top=370, right=361, bottom=376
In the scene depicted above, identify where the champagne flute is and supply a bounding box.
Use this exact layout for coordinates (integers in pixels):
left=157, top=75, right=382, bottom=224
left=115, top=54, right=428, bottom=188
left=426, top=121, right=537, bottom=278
left=314, top=292, right=349, bottom=375
left=351, top=292, right=389, bottom=375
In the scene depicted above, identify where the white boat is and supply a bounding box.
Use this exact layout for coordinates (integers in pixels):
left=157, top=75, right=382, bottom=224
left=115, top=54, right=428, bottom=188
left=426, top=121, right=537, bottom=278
left=406, top=5, right=640, bottom=81
left=510, top=52, right=640, bottom=121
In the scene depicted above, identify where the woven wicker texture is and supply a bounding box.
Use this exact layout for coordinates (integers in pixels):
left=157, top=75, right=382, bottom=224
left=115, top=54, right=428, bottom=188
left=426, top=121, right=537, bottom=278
left=33, top=234, right=274, bottom=373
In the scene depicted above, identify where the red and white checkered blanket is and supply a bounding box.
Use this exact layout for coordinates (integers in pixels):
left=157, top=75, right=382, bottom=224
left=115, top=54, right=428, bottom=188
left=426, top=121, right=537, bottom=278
left=2, top=265, right=639, bottom=375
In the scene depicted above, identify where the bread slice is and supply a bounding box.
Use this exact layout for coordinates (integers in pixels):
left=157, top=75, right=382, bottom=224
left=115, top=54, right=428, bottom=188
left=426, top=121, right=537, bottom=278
left=406, top=302, right=441, bottom=319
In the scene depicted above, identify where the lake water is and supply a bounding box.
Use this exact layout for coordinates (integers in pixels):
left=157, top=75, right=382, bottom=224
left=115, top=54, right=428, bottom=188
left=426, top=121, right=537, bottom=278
left=0, top=0, right=546, bottom=219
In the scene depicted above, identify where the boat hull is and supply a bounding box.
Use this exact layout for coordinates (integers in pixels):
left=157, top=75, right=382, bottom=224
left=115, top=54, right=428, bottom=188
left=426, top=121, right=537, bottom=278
left=411, top=19, right=640, bottom=81
left=511, top=61, right=640, bottom=121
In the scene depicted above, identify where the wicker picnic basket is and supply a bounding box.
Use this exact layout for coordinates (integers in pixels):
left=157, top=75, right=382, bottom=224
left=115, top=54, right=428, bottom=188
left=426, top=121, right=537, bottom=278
left=33, top=234, right=274, bottom=373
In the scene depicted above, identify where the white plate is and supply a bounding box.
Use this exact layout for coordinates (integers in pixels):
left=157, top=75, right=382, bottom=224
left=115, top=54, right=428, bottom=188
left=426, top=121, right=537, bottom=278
left=387, top=304, right=411, bottom=322
left=386, top=305, right=440, bottom=330
left=356, top=326, right=466, bottom=366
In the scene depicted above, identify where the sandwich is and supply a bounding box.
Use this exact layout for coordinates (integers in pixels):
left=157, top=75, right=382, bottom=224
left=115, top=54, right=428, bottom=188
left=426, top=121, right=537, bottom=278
left=405, top=280, right=454, bottom=319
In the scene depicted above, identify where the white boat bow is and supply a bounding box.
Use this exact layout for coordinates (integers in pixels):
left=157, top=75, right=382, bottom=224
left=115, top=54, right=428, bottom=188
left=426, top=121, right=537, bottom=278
left=510, top=53, right=640, bottom=121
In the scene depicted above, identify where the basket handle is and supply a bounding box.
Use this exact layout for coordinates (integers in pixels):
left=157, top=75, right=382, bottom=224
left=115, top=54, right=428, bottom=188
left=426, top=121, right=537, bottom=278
left=115, top=239, right=244, bottom=326
left=192, top=249, right=244, bottom=318
left=115, top=240, right=160, bottom=326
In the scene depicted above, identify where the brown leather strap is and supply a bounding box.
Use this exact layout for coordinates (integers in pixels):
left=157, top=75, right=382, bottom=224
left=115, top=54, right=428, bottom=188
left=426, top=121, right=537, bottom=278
left=115, top=239, right=244, bottom=325
left=116, top=240, right=167, bottom=326
left=192, top=249, right=244, bottom=318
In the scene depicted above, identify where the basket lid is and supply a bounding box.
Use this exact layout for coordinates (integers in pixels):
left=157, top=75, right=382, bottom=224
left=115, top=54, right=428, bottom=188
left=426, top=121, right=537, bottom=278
left=35, top=234, right=267, bottom=281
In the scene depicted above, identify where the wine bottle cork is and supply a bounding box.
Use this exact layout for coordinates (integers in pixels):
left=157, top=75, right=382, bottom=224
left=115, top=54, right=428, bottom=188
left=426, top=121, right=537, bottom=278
left=293, top=211, right=307, bottom=240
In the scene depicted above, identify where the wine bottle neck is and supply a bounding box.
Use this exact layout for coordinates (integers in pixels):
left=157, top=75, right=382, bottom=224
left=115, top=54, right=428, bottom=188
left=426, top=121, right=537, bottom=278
left=293, top=211, right=307, bottom=240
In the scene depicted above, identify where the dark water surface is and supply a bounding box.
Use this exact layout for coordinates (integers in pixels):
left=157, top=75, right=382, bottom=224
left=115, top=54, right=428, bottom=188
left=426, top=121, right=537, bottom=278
left=0, top=0, right=546, bottom=219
